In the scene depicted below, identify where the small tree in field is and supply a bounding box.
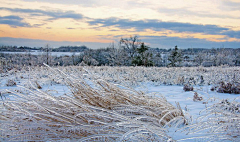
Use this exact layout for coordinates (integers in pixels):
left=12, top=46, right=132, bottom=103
left=168, top=45, right=183, bottom=67
left=132, top=43, right=153, bottom=66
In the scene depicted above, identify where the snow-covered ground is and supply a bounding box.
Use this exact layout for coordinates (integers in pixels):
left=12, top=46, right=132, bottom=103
left=119, top=81, right=238, bottom=141
left=141, top=84, right=240, bottom=141
left=0, top=66, right=239, bottom=141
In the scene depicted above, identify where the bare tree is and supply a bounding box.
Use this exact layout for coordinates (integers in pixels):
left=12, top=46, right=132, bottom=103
left=120, top=36, right=141, bottom=60
left=152, top=52, right=162, bottom=67
left=44, top=44, right=52, bottom=65
left=106, top=43, right=128, bottom=66
left=215, top=49, right=234, bottom=66
left=194, top=52, right=205, bottom=66
left=234, top=52, right=240, bottom=66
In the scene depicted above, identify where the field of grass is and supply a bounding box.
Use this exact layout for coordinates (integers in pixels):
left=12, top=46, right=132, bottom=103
left=0, top=65, right=239, bottom=141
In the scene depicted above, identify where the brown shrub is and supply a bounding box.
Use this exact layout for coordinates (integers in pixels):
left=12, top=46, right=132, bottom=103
left=183, top=84, right=194, bottom=91
left=212, top=81, right=240, bottom=94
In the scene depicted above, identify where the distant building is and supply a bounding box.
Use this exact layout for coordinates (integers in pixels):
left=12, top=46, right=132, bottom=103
left=202, top=61, right=214, bottom=67
left=182, top=54, right=197, bottom=67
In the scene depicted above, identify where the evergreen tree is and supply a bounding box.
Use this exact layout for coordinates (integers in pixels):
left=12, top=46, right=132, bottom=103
left=132, top=43, right=153, bottom=66
left=168, top=45, right=183, bottom=67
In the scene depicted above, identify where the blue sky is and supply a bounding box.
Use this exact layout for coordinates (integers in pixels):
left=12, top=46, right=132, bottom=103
left=0, top=0, right=239, bottom=49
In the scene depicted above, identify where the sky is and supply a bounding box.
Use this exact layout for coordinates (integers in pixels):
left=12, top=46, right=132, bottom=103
left=0, top=0, right=240, bottom=49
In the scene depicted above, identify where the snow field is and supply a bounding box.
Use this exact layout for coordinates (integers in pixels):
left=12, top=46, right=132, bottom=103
left=0, top=66, right=239, bottom=141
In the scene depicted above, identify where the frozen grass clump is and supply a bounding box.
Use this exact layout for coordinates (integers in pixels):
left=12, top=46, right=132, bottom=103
left=193, top=92, right=203, bottom=102
left=2, top=66, right=239, bottom=89
left=5, top=79, right=16, bottom=86
left=179, top=97, right=240, bottom=142
left=0, top=65, right=188, bottom=141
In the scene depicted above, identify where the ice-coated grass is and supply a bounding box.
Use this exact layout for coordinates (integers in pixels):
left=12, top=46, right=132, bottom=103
left=0, top=65, right=187, bottom=141
left=1, top=66, right=239, bottom=88
left=178, top=96, right=240, bottom=142
left=0, top=65, right=239, bottom=141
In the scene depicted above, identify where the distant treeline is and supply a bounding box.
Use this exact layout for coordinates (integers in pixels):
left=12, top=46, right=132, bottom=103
left=0, top=45, right=89, bottom=52
left=1, top=46, right=240, bottom=69
left=0, top=36, right=240, bottom=72
left=0, top=45, right=39, bottom=52
left=0, top=44, right=237, bottom=55
left=51, top=46, right=88, bottom=52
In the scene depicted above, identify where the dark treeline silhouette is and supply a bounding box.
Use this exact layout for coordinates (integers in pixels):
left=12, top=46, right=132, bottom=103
left=0, top=45, right=88, bottom=52
left=0, top=45, right=39, bottom=52
left=51, top=46, right=88, bottom=52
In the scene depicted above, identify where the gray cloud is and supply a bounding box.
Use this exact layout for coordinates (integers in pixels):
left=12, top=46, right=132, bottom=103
left=22, top=0, right=106, bottom=7
left=88, top=17, right=229, bottom=34
left=0, top=15, right=31, bottom=27
left=66, top=27, right=75, bottom=29
left=0, top=7, right=84, bottom=21
left=88, top=17, right=240, bottom=39
left=222, top=30, right=240, bottom=38
left=158, top=7, right=240, bottom=19
left=221, top=1, right=240, bottom=11
left=22, top=0, right=84, bottom=5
